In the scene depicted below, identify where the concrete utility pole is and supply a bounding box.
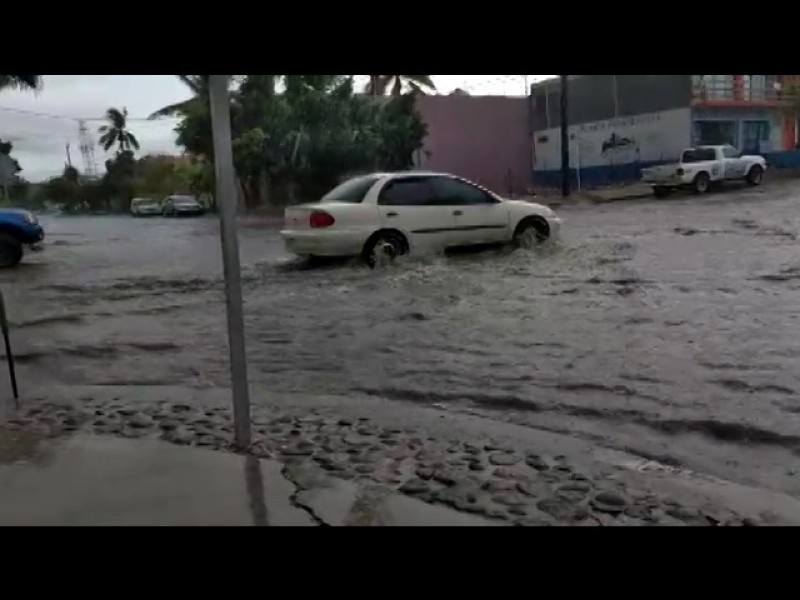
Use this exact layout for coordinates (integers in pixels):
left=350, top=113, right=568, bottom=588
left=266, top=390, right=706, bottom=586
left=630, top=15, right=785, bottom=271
left=208, top=74, right=252, bottom=450
left=0, top=153, right=15, bottom=205
left=560, top=75, right=570, bottom=197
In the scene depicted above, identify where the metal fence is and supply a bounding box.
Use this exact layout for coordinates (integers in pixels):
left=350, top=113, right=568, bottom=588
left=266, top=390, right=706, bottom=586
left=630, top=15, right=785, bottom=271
left=692, top=76, right=783, bottom=102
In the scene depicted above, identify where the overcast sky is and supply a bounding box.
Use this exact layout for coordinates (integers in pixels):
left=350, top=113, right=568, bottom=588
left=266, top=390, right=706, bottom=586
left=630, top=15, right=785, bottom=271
left=0, top=75, right=553, bottom=182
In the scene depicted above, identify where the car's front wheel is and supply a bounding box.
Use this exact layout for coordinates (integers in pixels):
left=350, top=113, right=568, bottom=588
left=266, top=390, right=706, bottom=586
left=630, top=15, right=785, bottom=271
left=362, top=231, right=408, bottom=268
left=513, top=217, right=550, bottom=249
left=0, top=233, right=23, bottom=268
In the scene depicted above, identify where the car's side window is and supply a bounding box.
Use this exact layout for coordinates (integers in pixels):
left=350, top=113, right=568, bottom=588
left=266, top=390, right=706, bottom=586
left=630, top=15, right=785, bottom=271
left=378, top=178, right=436, bottom=206
left=429, top=177, right=494, bottom=205
left=722, top=146, right=740, bottom=159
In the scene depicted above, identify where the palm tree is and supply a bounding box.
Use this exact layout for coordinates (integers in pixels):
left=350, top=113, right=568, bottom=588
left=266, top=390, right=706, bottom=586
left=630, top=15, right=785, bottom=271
left=365, top=75, right=436, bottom=96
left=148, top=75, right=208, bottom=120
left=98, top=107, right=140, bottom=153
left=149, top=75, right=259, bottom=120
left=0, top=75, right=42, bottom=92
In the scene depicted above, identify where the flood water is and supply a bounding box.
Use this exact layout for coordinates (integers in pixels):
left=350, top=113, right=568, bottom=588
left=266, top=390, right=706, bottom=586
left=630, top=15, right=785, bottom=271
left=3, top=181, right=800, bottom=498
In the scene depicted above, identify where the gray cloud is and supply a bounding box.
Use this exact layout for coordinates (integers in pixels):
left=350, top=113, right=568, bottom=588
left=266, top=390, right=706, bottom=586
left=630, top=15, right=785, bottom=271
left=0, top=75, right=191, bottom=181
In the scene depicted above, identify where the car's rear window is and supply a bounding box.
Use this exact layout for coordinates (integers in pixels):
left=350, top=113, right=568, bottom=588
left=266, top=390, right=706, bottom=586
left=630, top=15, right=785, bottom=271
left=321, top=176, right=380, bottom=204
left=682, top=148, right=716, bottom=163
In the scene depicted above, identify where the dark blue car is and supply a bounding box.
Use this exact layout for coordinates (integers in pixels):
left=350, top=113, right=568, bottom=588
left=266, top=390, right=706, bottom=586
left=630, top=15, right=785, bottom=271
left=0, top=208, right=44, bottom=267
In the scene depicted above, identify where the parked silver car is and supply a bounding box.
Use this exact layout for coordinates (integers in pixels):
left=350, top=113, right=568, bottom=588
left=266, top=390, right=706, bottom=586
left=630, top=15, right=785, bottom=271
left=130, top=197, right=162, bottom=217
left=162, top=195, right=204, bottom=217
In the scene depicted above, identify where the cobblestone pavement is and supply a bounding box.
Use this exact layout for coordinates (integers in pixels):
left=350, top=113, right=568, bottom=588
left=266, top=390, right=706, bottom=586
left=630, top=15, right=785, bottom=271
left=3, top=397, right=770, bottom=526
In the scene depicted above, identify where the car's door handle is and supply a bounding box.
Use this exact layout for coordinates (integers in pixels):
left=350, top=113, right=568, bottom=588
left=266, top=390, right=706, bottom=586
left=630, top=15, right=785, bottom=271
left=453, top=210, right=463, bottom=216
left=386, top=212, right=398, bottom=217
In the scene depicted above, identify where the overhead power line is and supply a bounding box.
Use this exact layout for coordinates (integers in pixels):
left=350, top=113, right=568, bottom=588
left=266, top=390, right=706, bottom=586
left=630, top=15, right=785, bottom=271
left=0, top=104, right=180, bottom=178
left=0, top=105, right=180, bottom=122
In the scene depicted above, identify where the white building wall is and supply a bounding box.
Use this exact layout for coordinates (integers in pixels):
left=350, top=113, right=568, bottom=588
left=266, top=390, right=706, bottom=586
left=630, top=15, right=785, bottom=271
left=533, top=107, right=692, bottom=172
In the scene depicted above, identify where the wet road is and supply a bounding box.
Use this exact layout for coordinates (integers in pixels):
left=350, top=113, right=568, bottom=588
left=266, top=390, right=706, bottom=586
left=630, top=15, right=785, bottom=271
left=3, top=181, right=800, bottom=498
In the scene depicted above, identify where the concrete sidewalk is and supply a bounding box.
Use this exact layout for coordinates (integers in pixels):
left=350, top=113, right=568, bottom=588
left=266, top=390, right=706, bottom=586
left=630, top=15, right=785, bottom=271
left=581, top=183, right=653, bottom=203
left=0, top=429, right=497, bottom=526
left=532, top=183, right=653, bottom=207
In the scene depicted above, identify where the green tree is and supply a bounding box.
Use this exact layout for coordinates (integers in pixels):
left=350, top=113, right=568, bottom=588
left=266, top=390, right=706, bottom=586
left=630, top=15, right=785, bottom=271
left=101, top=150, right=137, bottom=209
left=63, top=165, right=79, bottom=184
left=98, top=107, right=140, bottom=153
left=0, top=139, right=24, bottom=204
left=0, top=75, right=42, bottom=92
left=133, top=154, right=191, bottom=198
left=365, top=75, right=436, bottom=96
left=148, top=75, right=208, bottom=120
left=174, top=99, right=216, bottom=159
left=149, top=75, right=254, bottom=120
left=174, top=159, right=215, bottom=207
left=45, top=166, right=82, bottom=211
left=374, top=94, right=428, bottom=169
left=174, top=74, right=427, bottom=209
left=0, top=138, right=21, bottom=171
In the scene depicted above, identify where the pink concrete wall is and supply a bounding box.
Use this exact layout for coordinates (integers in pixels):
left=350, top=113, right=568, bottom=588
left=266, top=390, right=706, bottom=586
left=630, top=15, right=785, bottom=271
left=414, top=95, right=532, bottom=195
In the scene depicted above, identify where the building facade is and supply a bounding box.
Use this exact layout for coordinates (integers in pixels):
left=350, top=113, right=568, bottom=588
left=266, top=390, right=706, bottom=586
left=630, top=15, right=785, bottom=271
left=413, top=95, right=533, bottom=195
left=530, top=75, right=799, bottom=187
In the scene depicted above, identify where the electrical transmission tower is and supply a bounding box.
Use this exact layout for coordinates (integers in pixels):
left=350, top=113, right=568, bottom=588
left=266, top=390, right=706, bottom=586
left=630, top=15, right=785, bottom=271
left=77, top=120, right=98, bottom=179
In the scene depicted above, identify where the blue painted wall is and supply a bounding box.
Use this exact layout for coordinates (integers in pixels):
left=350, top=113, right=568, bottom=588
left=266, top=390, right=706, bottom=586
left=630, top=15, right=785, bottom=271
left=533, top=150, right=800, bottom=189
left=532, top=159, right=671, bottom=188
left=764, top=150, right=800, bottom=168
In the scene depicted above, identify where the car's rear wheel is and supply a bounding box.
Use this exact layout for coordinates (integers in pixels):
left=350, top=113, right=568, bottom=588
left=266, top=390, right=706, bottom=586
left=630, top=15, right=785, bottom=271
left=692, top=172, right=710, bottom=194
left=746, top=165, right=764, bottom=186
left=363, top=231, right=408, bottom=268
left=0, top=234, right=23, bottom=268
left=513, top=217, right=550, bottom=249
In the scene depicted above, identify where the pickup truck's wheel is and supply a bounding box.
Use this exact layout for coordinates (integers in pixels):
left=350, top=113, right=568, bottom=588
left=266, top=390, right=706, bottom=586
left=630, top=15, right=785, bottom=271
left=746, top=165, right=764, bottom=186
left=0, top=234, right=23, bottom=268
left=362, top=230, right=408, bottom=268
left=653, top=186, right=672, bottom=198
left=692, top=172, right=710, bottom=194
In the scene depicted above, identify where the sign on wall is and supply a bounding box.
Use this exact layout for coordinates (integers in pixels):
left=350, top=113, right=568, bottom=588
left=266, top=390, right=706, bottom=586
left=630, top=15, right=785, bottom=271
left=533, top=108, right=692, bottom=171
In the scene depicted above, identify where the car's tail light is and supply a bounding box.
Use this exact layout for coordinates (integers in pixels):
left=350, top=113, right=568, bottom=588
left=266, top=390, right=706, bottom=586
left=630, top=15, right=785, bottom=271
left=309, top=211, right=335, bottom=228
left=676, top=168, right=684, bottom=176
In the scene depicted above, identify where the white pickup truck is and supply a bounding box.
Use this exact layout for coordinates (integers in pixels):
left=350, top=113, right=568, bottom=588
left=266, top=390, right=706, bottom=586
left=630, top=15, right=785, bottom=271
left=641, top=145, right=766, bottom=197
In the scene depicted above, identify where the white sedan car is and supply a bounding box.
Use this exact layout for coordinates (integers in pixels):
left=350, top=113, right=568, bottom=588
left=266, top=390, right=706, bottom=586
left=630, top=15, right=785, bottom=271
left=281, top=172, right=562, bottom=266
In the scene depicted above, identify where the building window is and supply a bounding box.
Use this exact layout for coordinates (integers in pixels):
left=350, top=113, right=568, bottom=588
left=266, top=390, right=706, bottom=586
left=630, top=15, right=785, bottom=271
left=698, top=75, right=733, bottom=100
left=695, top=120, right=738, bottom=146
left=744, top=75, right=778, bottom=101
left=742, top=120, right=770, bottom=154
